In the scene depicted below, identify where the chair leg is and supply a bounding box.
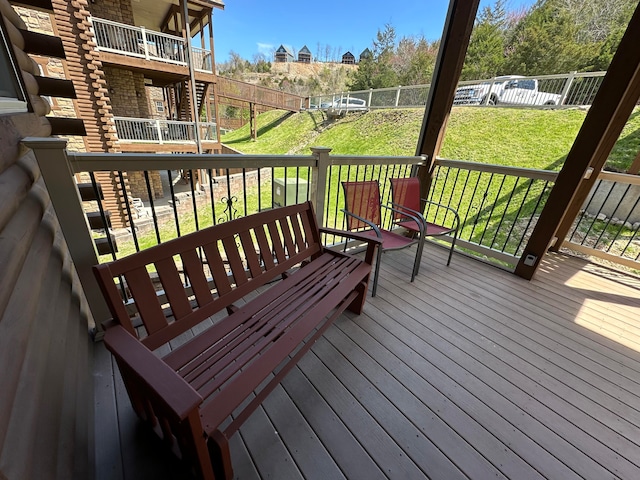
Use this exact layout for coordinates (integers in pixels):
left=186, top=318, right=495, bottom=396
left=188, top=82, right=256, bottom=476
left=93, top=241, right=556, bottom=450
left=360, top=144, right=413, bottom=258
left=371, top=248, right=382, bottom=297
left=414, top=235, right=426, bottom=277
left=446, top=232, right=458, bottom=266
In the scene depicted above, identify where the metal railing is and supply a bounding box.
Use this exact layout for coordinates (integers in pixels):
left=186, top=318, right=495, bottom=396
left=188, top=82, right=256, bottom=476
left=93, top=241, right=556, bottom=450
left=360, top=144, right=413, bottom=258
left=113, top=117, right=217, bottom=144
left=563, top=171, right=640, bottom=270
left=311, top=71, right=606, bottom=111
left=430, top=159, right=558, bottom=265
left=90, top=17, right=213, bottom=73
left=26, top=138, right=639, bottom=323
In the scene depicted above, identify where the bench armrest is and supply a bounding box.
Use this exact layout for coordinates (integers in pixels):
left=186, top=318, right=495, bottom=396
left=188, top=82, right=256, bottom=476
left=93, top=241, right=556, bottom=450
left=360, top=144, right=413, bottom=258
left=320, top=226, right=382, bottom=246
left=104, top=325, right=203, bottom=421
left=319, top=225, right=381, bottom=265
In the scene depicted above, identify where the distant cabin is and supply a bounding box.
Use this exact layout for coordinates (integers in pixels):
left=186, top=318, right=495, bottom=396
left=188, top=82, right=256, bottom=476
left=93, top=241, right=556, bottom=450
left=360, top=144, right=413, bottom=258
left=298, top=45, right=312, bottom=63
left=359, top=48, right=372, bottom=62
left=341, top=51, right=356, bottom=64
left=274, top=45, right=294, bottom=62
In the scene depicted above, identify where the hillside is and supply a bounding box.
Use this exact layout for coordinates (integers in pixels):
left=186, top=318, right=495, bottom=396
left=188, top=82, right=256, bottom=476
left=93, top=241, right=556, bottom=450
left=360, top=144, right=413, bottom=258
left=221, top=107, right=640, bottom=172
left=234, top=62, right=357, bottom=96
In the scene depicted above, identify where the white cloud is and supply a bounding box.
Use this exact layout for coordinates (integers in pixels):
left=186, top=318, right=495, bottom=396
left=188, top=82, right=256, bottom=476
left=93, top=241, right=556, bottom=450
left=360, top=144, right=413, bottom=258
left=257, top=43, right=274, bottom=55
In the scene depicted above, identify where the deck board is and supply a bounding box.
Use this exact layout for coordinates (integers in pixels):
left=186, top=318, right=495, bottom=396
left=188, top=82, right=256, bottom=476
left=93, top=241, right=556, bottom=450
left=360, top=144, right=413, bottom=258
left=93, top=244, right=640, bottom=479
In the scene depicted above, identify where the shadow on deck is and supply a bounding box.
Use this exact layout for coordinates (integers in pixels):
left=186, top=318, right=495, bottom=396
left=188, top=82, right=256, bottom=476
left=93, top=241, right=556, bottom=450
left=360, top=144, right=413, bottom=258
left=94, top=242, right=640, bottom=480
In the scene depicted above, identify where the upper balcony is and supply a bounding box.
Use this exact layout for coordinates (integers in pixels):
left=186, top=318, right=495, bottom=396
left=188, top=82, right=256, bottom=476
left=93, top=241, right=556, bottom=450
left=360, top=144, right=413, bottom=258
left=90, top=17, right=213, bottom=80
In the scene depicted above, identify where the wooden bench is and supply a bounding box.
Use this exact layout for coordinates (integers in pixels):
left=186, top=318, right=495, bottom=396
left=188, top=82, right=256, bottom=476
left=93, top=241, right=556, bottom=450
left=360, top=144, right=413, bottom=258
left=93, top=202, right=380, bottom=480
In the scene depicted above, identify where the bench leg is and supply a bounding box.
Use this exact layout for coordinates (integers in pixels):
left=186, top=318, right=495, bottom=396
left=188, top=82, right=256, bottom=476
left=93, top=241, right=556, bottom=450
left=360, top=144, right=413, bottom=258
left=208, top=430, right=234, bottom=480
left=347, top=280, right=369, bottom=315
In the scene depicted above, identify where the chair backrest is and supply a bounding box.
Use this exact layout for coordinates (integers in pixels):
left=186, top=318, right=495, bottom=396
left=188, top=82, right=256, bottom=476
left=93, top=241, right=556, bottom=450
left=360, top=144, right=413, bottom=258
left=390, top=177, right=421, bottom=220
left=342, top=180, right=382, bottom=230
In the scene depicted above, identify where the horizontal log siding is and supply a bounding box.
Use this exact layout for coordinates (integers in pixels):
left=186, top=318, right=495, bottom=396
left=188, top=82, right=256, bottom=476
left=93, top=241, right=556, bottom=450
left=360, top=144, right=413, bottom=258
left=0, top=2, right=92, bottom=478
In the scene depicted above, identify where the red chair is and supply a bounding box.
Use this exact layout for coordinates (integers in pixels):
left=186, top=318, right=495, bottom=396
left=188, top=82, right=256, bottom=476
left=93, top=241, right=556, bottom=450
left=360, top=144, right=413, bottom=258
left=389, top=177, right=460, bottom=268
left=342, top=180, right=424, bottom=297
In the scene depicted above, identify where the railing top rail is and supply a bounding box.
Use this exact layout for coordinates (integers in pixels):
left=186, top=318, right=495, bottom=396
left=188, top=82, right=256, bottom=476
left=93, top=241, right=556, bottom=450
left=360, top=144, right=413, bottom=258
left=329, top=154, right=426, bottom=166
left=436, top=157, right=559, bottom=182
left=598, top=170, right=640, bottom=186
left=67, top=152, right=317, bottom=172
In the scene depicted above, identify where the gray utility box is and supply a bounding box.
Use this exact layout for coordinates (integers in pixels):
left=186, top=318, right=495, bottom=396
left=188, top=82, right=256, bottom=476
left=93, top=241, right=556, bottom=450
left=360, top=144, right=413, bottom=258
left=273, top=178, right=308, bottom=207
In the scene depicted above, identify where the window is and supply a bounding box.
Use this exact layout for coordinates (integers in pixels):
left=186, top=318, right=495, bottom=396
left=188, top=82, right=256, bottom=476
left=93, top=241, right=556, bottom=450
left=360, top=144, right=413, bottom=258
left=155, top=100, right=165, bottom=113
left=0, top=16, right=28, bottom=115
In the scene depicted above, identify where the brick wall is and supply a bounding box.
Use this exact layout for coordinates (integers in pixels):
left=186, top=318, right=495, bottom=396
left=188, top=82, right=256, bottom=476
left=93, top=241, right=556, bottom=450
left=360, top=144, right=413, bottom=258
left=88, top=0, right=134, bottom=24
left=127, top=170, right=163, bottom=201
left=104, top=66, right=150, bottom=118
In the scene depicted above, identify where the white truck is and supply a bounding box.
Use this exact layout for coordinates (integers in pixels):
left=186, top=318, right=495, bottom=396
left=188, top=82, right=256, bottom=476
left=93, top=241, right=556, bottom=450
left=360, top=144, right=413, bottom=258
left=454, top=75, right=562, bottom=107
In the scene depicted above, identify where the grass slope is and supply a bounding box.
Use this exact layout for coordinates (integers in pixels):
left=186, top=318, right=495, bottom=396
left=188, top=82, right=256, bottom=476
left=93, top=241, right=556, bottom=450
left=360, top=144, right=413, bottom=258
left=222, top=106, right=640, bottom=171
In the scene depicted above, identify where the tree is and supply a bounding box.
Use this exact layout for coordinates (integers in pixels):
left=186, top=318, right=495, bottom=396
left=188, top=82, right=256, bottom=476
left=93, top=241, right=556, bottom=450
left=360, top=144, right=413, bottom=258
left=462, top=0, right=507, bottom=79
left=503, top=0, right=590, bottom=75
left=349, top=24, right=399, bottom=90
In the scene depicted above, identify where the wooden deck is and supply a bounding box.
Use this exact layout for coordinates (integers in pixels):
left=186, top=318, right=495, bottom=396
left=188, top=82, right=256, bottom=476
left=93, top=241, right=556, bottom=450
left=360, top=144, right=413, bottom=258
left=94, top=244, right=640, bottom=480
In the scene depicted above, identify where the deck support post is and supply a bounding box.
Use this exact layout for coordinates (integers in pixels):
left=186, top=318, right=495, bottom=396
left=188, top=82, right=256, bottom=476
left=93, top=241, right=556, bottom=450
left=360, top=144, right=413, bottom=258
left=310, top=147, right=331, bottom=227
left=516, top=3, right=640, bottom=279
left=23, top=137, right=111, bottom=330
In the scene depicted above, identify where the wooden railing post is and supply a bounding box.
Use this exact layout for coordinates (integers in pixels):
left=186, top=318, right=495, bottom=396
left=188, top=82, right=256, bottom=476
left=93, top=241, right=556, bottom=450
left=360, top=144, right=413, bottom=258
left=310, top=147, right=331, bottom=227
left=23, top=137, right=112, bottom=332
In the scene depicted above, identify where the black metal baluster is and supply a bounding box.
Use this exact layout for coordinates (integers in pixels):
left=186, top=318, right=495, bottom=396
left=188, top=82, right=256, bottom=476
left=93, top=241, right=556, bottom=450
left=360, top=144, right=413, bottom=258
left=491, top=176, right=519, bottom=251
left=479, top=174, right=506, bottom=247
left=167, top=169, right=181, bottom=237
left=143, top=171, right=161, bottom=245
left=118, top=171, right=139, bottom=252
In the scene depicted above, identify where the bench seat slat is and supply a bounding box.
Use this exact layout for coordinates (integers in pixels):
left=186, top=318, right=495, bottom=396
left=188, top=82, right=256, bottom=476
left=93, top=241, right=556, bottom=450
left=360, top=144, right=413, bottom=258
left=180, top=249, right=214, bottom=307
left=163, top=252, right=339, bottom=370
left=183, top=255, right=360, bottom=391
left=200, top=260, right=372, bottom=433
left=125, top=267, right=168, bottom=334
left=155, top=257, right=192, bottom=320
left=193, top=256, right=362, bottom=397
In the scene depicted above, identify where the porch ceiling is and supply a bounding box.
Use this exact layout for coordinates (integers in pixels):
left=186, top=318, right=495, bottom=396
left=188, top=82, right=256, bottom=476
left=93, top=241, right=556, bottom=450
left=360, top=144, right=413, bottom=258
left=94, top=243, right=640, bottom=479
left=132, top=0, right=224, bottom=32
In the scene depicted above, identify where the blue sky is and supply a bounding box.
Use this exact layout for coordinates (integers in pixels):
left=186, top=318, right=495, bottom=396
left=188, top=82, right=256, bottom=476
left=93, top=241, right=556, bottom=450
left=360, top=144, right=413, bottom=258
left=212, top=0, right=536, bottom=64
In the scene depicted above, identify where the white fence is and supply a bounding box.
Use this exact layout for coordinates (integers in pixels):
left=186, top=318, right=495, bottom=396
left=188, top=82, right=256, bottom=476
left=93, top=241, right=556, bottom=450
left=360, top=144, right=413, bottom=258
left=311, top=71, right=607, bottom=110
left=114, top=117, right=217, bottom=144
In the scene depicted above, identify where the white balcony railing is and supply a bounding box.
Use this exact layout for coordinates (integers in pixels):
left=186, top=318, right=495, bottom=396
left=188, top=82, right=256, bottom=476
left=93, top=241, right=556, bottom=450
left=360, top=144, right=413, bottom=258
left=114, top=117, right=217, bottom=144
left=90, top=17, right=213, bottom=73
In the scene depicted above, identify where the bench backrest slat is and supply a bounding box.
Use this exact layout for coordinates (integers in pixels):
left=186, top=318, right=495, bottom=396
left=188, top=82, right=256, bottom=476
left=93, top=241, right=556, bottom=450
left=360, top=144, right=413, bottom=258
left=222, top=236, right=248, bottom=286
left=94, top=202, right=323, bottom=351
left=266, top=220, right=286, bottom=263
left=239, top=230, right=263, bottom=278
left=180, top=249, right=214, bottom=307
left=155, top=257, right=192, bottom=320
left=254, top=226, right=275, bottom=270
left=201, top=242, right=232, bottom=296
left=124, top=266, right=169, bottom=335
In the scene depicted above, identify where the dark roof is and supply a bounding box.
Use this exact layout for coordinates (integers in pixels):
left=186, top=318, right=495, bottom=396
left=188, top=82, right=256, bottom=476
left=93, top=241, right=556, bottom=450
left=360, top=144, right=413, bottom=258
left=276, top=44, right=294, bottom=55
left=299, top=45, right=311, bottom=54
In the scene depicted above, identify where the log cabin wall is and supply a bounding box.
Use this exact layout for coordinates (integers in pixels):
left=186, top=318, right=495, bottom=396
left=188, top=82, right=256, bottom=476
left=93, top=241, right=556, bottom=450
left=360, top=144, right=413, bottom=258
left=50, top=0, right=131, bottom=228
left=0, top=1, right=92, bottom=478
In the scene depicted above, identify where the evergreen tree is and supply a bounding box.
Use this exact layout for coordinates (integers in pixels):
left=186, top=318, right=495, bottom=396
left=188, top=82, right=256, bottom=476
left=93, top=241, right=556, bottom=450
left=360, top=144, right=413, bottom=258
left=462, top=0, right=507, bottom=80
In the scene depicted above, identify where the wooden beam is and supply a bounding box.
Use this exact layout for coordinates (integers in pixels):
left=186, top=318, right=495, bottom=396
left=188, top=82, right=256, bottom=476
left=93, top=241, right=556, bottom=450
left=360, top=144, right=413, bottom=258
left=627, top=150, right=640, bottom=175
left=9, top=0, right=53, bottom=12
left=19, top=29, right=65, bottom=58
left=34, top=76, right=76, bottom=98
left=515, top=2, right=640, bottom=279
left=47, top=116, right=86, bottom=135
left=415, top=0, right=480, bottom=199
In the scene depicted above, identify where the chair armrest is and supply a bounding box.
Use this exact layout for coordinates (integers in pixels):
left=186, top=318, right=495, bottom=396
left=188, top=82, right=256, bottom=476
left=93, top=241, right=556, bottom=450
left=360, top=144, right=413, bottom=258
left=421, top=199, right=461, bottom=229
left=382, top=203, right=425, bottom=235
left=340, top=209, right=384, bottom=238
left=319, top=226, right=382, bottom=246
left=104, top=325, right=203, bottom=421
